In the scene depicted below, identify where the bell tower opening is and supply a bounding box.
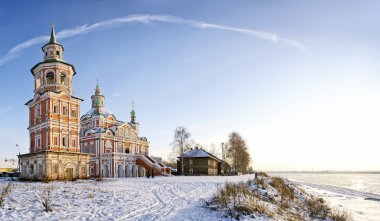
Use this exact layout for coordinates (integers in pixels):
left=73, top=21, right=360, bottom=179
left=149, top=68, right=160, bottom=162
left=46, top=72, right=55, bottom=84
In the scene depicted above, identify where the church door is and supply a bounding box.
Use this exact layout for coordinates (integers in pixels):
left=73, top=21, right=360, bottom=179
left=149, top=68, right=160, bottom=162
left=65, top=168, right=73, bottom=180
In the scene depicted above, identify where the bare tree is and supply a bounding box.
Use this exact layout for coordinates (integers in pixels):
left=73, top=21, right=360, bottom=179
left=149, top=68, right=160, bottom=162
left=226, top=132, right=251, bottom=174
left=172, top=126, right=191, bottom=175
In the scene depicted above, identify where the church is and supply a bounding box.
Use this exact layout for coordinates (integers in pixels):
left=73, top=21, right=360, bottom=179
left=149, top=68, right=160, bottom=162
left=80, top=83, right=169, bottom=177
left=18, top=25, right=169, bottom=181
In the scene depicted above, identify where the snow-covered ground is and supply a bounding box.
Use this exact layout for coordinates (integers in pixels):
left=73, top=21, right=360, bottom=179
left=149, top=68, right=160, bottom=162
left=2, top=175, right=378, bottom=220
left=0, top=175, right=254, bottom=221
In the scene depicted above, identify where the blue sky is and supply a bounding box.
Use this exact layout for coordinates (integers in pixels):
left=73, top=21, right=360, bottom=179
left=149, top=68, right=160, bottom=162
left=1, top=1, right=380, bottom=171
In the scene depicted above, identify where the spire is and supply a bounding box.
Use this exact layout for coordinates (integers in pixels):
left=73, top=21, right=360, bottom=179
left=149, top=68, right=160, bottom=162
left=49, top=22, right=56, bottom=44
left=130, top=100, right=136, bottom=123
left=95, top=79, right=101, bottom=95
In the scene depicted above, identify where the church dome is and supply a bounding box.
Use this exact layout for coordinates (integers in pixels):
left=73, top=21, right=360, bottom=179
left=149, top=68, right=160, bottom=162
left=84, top=107, right=113, bottom=117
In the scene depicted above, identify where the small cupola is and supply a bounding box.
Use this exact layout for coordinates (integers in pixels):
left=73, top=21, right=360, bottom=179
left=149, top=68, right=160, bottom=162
left=42, top=23, right=64, bottom=61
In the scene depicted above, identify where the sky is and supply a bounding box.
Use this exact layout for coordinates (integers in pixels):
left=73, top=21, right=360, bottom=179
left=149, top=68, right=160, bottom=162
left=0, top=0, right=380, bottom=171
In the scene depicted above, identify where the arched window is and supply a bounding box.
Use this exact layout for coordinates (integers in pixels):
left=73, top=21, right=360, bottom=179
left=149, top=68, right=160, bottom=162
left=46, top=72, right=55, bottom=84
left=90, top=142, right=95, bottom=154
left=60, top=73, right=67, bottom=85
left=84, top=143, right=88, bottom=153
left=105, top=140, right=112, bottom=153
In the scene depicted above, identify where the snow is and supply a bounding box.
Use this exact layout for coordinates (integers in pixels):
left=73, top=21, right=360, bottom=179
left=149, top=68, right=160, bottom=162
left=0, top=175, right=254, bottom=221
left=291, top=180, right=380, bottom=221
left=2, top=175, right=377, bottom=220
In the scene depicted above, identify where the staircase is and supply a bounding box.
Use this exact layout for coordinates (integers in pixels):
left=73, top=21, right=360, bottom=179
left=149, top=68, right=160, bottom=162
left=137, top=155, right=167, bottom=175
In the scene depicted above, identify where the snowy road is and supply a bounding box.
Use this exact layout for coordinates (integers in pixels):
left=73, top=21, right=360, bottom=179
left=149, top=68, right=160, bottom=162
left=0, top=176, right=253, bottom=221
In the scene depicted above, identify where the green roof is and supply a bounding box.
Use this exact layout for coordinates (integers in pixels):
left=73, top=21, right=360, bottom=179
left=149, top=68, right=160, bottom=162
left=49, top=23, right=56, bottom=44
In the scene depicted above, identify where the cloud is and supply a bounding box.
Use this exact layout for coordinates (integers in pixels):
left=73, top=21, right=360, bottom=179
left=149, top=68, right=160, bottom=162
left=0, top=106, right=14, bottom=114
left=112, top=92, right=122, bottom=97
left=0, top=14, right=305, bottom=66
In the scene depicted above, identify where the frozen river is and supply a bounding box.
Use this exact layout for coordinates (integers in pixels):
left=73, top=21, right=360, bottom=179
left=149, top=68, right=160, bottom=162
left=270, top=172, right=380, bottom=221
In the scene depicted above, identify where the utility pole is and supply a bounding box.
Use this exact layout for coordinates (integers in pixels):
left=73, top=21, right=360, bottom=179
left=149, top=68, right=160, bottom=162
left=221, top=142, right=224, bottom=175
left=99, top=136, right=102, bottom=178
left=16, top=144, right=21, bottom=173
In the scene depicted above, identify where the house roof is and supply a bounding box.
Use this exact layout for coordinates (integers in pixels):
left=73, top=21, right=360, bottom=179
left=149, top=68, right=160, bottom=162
left=180, top=148, right=221, bottom=161
left=0, top=160, right=17, bottom=169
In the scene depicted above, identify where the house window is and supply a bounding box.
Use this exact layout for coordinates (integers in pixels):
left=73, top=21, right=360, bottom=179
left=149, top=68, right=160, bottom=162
left=72, top=139, right=76, bottom=147
left=56, top=51, right=60, bottom=56
left=90, top=167, right=94, bottom=176
left=189, top=159, right=193, bottom=165
left=189, top=168, right=193, bottom=174
left=53, top=137, right=58, bottom=145
left=62, top=106, right=68, bottom=115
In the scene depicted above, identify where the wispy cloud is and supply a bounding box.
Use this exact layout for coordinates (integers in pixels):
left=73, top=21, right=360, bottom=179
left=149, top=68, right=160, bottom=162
left=0, top=14, right=305, bottom=66
left=0, top=106, right=14, bottom=114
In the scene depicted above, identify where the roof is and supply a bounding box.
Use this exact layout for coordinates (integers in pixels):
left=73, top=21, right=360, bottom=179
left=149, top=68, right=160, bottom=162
left=180, top=148, right=221, bottom=161
left=0, top=160, right=17, bottom=169
left=30, top=59, right=76, bottom=76
left=84, top=107, right=114, bottom=117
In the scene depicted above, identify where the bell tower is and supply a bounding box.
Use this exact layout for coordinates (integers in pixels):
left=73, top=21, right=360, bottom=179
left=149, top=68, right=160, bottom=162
left=19, top=24, right=90, bottom=181
left=26, top=24, right=82, bottom=153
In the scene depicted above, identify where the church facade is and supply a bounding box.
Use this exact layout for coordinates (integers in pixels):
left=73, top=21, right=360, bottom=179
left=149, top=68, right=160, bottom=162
left=80, top=85, right=169, bottom=178
left=19, top=25, right=169, bottom=180
left=18, top=25, right=90, bottom=181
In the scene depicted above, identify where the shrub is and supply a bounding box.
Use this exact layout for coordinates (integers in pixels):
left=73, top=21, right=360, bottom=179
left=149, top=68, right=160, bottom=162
left=257, top=171, right=269, bottom=177
left=39, top=185, right=54, bottom=212
left=208, top=181, right=274, bottom=219
left=0, top=182, right=13, bottom=208
left=270, top=177, right=294, bottom=200
left=305, top=197, right=330, bottom=219
left=330, top=208, right=353, bottom=221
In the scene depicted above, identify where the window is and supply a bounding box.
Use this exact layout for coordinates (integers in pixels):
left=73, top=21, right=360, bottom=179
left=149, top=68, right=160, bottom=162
left=117, top=143, right=123, bottom=153
left=189, top=168, right=193, bottom=174
left=62, top=106, right=68, bottom=115
left=90, top=142, right=95, bottom=154
left=60, top=73, right=66, bottom=85
left=30, top=164, right=34, bottom=174
left=34, top=105, right=40, bottom=118
left=53, top=105, right=58, bottom=114
left=45, top=52, right=48, bottom=57
left=53, top=137, right=58, bottom=145
left=71, top=110, right=77, bottom=117
left=62, top=136, right=67, bottom=147
left=56, top=51, right=60, bottom=55
left=189, top=159, right=193, bottom=165
left=46, top=72, right=55, bottom=84
left=84, top=143, right=88, bottom=153
left=90, top=167, right=94, bottom=176
left=72, top=139, right=76, bottom=147
left=35, top=78, right=41, bottom=89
